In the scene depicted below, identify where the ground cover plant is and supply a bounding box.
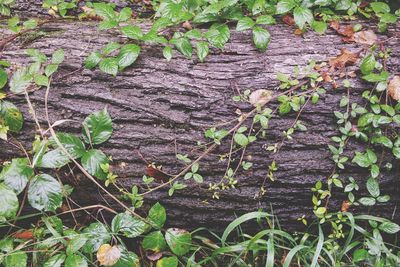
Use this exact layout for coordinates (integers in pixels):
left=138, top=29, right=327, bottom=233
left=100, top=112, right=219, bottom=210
left=0, top=0, right=400, bottom=266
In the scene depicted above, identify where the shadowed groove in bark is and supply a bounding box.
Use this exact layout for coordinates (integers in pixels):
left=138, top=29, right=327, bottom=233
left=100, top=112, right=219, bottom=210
left=0, top=12, right=399, bottom=231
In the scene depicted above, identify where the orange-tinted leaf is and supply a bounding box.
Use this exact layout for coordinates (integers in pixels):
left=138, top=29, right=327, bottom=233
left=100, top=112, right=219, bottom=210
left=13, top=230, right=34, bottom=240
left=388, top=76, right=400, bottom=101
left=282, top=15, right=295, bottom=26
left=341, top=201, right=351, bottom=212
left=328, top=48, right=359, bottom=71
left=97, top=244, right=121, bottom=266
left=146, top=164, right=171, bottom=183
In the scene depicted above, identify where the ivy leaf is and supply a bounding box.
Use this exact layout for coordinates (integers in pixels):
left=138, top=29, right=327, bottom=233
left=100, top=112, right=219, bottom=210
left=205, top=23, right=230, bottom=49
left=81, top=149, right=109, bottom=180
left=111, top=213, right=147, bottom=238
left=117, top=44, right=140, bottom=70
left=148, top=202, right=166, bottom=228
left=9, top=67, right=32, bottom=93
left=82, top=109, right=113, bottom=145
left=170, top=37, right=192, bottom=58
left=165, top=228, right=192, bottom=256
left=65, top=254, right=88, bottom=267
left=0, top=100, right=23, bottom=133
left=52, top=49, right=65, bottom=64
left=0, top=183, right=19, bottom=220
left=82, top=222, right=111, bottom=254
left=360, top=54, right=376, bottom=75
left=236, top=17, right=255, bottom=31
left=196, top=41, right=209, bottom=63
left=99, top=58, right=119, bottom=76
left=163, top=46, right=173, bottom=61
left=142, top=231, right=167, bottom=252
left=276, top=0, right=296, bottom=14
left=121, top=25, right=143, bottom=40
left=49, top=133, right=86, bottom=159
left=0, top=158, right=33, bottom=194
left=39, top=149, right=70, bottom=169
left=252, top=26, right=271, bottom=51
left=84, top=52, right=102, bottom=69
left=293, top=6, right=313, bottom=29
left=28, top=174, right=62, bottom=212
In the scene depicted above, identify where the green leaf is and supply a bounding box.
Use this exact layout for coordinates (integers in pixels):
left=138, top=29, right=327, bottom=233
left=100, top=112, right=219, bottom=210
left=360, top=54, right=376, bottom=75
left=196, top=41, right=209, bottom=63
left=353, top=249, right=368, bottom=263
left=45, top=64, right=59, bottom=77
left=370, top=2, right=390, bottom=14
left=84, top=52, right=102, bottom=69
left=311, top=21, right=327, bottom=34
left=165, top=228, right=192, bottom=256
left=82, top=222, right=111, bottom=253
left=142, top=231, right=167, bottom=252
left=252, top=26, right=270, bottom=51
left=293, top=6, right=313, bottom=29
left=28, top=174, right=63, bottom=212
left=362, top=71, right=389, bottom=82
left=276, top=0, right=296, bottom=14
left=234, top=133, right=249, bottom=147
left=99, top=58, right=119, bottom=76
left=49, top=133, right=86, bottom=159
left=371, top=135, right=393, bottom=148
left=256, top=15, right=276, bottom=25
left=26, top=49, right=47, bottom=63
left=82, top=109, right=113, bottom=145
left=43, top=254, right=66, bottom=267
left=66, top=235, right=88, bottom=255
left=205, top=23, right=230, bottom=49
left=9, top=67, right=32, bottom=93
left=81, top=149, right=109, bottom=180
left=34, top=74, right=49, bottom=87
left=111, top=213, right=147, bottom=238
left=148, top=202, right=166, bottom=228
left=39, top=149, right=70, bottom=169
left=366, top=177, right=380, bottom=198
left=0, top=158, right=33, bottom=194
left=352, top=152, right=370, bottom=168
left=0, top=183, right=19, bottom=220
left=163, top=46, right=173, bottom=61
left=121, top=25, right=143, bottom=40
left=93, top=2, right=116, bottom=20
left=118, top=44, right=140, bottom=70
left=0, top=68, right=7, bottom=89
left=236, top=17, right=255, bottom=31
left=52, top=49, right=65, bottom=64
left=65, top=254, right=88, bottom=267
left=170, top=37, right=192, bottom=58
left=393, top=147, right=400, bottom=159
left=23, top=19, right=38, bottom=29
left=358, top=197, right=376, bottom=206
left=118, top=7, right=132, bottom=22
left=112, top=249, right=140, bottom=267
left=4, top=250, right=27, bottom=267
left=378, top=221, right=400, bottom=234
left=156, top=256, right=178, bottom=267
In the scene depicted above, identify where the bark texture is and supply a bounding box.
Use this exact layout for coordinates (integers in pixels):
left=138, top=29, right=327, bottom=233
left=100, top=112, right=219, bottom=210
left=1, top=6, right=400, bottom=231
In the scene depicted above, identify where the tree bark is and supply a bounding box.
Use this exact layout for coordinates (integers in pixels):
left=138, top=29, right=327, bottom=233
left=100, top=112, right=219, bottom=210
left=1, top=12, right=399, bottom=231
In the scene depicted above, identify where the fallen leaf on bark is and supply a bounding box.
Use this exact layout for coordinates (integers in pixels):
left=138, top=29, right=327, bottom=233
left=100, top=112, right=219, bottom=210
left=329, top=48, right=359, bottom=71
left=249, top=89, right=273, bottom=107
left=354, top=30, right=378, bottom=45
left=282, top=15, right=295, bottom=26
left=97, top=244, right=121, bottom=266
left=13, top=230, right=34, bottom=240
left=388, top=76, right=400, bottom=101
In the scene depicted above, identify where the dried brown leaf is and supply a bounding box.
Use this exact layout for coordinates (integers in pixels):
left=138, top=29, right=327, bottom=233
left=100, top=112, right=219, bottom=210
left=282, top=15, right=295, bottom=26
left=354, top=30, right=378, bottom=45
left=249, top=89, right=273, bottom=107
left=328, top=48, right=359, bottom=71
left=388, top=76, right=400, bottom=101
left=97, top=244, right=121, bottom=266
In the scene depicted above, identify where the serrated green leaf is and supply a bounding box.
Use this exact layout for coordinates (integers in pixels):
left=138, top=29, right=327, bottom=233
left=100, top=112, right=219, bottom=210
left=204, top=23, right=230, bottom=49
left=65, top=254, right=88, bottom=267
left=49, top=133, right=86, bottom=159
left=99, top=58, right=119, bottom=76
left=82, top=222, right=111, bottom=253
left=252, top=26, right=270, bottom=51
left=236, top=17, right=255, bottom=31
left=111, top=213, right=147, bottom=238
left=81, top=149, right=109, bottom=180
left=156, top=256, right=178, bottom=267
left=0, top=100, right=23, bottom=133
left=148, top=202, right=166, bottom=228
left=93, top=2, right=116, bottom=20
left=118, top=44, right=140, bottom=69
left=378, top=221, right=400, bottom=234
left=165, top=228, right=192, bottom=256
left=28, top=173, right=62, bottom=212
left=293, top=6, right=313, bottom=29
left=51, top=49, right=64, bottom=64
left=9, top=67, right=32, bottom=93
left=196, top=41, right=209, bottom=62
left=38, top=149, right=70, bottom=169
left=34, top=74, right=49, bottom=87
left=121, top=25, right=143, bottom=40
left=0, top=183, right=19, bottom=220
left=84, top=52, right=102, bottom=69
left=142, top=231, right=167, bottom=252
left=276, top=0, right=296, bottom=14
left=163, top=46, right=173, bottom=61
left=0, top=158, right=33, bottom=194
left=170, top=37, right=192, bottom=58
left=0, top=68, right=7, bottom=89
left=82, top=109, right=113, bottom=145
left=43, top=254, right=66, bottom=267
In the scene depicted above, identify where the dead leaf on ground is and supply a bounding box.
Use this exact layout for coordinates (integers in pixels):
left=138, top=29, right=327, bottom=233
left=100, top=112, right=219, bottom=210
left=341, top=201, right=351, bottom=212
left=147, top=252, right=163, bottom=261
left=329, top=21, right=355, bottom=42
left=249, top=89, right=273, bottom=107
left=282, top=15, right=295, bottom=26
left=13, top=230, right=34, bottom=240
left=388, top=76, right=400, bottom=101
left=354, top=30, right=378, bottom=45
left=182, top=21, right=192, bottom=30
left=328, top=48, right=359, bottom=71
left=97, top=244, right=121, bottom=266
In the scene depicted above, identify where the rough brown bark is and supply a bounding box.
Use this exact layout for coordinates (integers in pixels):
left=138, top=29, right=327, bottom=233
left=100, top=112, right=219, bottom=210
left=1, top=12, right=399, bottom=231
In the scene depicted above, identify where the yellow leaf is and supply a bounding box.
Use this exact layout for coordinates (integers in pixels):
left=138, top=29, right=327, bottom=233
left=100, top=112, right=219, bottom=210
left=97, top=244, right=121, bottom=266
